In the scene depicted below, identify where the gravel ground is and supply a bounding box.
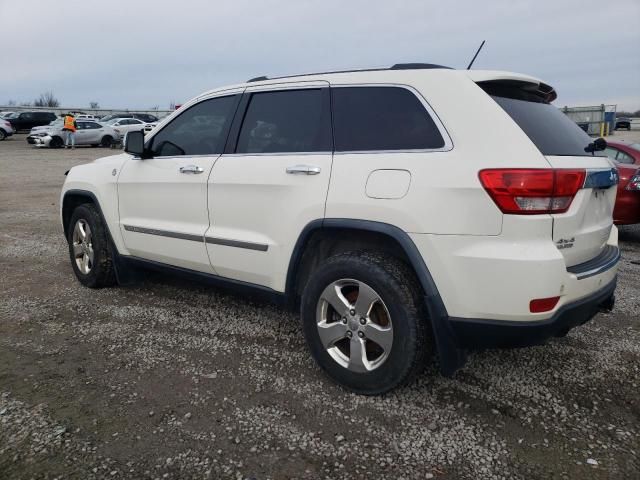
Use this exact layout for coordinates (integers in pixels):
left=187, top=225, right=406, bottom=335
left=0, top=134, right=639, bottom=480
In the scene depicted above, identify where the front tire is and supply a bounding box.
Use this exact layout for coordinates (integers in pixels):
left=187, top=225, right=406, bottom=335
left=0, top=129, right=6, bottom=141
left=67, top=204, right=116, bottom=288
left=50, top=136, right=64, bottom=148
left=301, top=252, right=430, bottom=395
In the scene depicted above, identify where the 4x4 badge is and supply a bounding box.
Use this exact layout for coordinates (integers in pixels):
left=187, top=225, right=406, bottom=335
left=556, top=238, right=575, bottom=249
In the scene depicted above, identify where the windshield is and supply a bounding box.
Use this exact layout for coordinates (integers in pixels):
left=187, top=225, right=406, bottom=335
left=104, top=119, right=119, bottom=125
left=491, top=95, right=602, bottom=157
left=3, top=112, right=17, bottom=118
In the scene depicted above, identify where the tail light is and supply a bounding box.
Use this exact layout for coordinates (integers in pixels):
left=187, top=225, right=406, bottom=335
left=626, top=173, right=640, bottom=191
left=479, top=169, right=586, bottom=214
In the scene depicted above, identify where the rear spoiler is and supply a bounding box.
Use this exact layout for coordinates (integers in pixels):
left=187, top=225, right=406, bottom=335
left=477, top=79, right=557, bottom=103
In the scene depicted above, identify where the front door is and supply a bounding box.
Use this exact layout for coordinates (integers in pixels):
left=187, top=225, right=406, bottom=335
left=117, top=92, right=242, bottom=273
left=206, top=83, right=332, bottom=291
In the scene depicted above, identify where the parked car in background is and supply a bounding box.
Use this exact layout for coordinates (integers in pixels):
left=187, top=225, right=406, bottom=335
left=76, top=114, right=100, bottom=121
left=604, top=140, right=640, bottom=166
left=104, top=118, right=148, bottom=138
left=603, top=140, right=640, bottom=225
left=0, top=111, right=16, bottom=119
left=612, top=163, right=640, bottom=225
left=0, top=118, right=15, bottom=140
left=7, top=111, right=58, bottom=132
left=615, top=117, right=631, bottom=131
left=30, top=121, right=119, bottom=148
left=99, top=113, right=159, bottom=123
left=143, top=122, right=158, bottom=134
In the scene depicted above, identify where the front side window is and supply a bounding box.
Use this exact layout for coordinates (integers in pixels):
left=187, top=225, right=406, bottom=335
left=331, top=86, right=446, bottom=152
left=235, top=89, right=330, bottom=154
left=149, top=95, right=238, bottom=156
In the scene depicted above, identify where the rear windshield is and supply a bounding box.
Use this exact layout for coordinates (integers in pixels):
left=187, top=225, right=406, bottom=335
left=491, top=95, right=600, bottom=157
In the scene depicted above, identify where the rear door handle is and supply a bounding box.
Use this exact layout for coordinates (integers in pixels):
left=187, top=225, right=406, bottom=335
left=286, top=165, right=321, bottom=175
left=179, top=165, right=204, bottom=174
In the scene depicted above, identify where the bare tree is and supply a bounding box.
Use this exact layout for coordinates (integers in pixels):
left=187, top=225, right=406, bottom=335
left=20, top=101, right=32, bottom=107
left=89, top=101, right=99, bottom=109
left=33, top=91, right=60, bottom=108
left=169, top=101, right=177, bottom=110
left=6, top=100, right=17, bottom=106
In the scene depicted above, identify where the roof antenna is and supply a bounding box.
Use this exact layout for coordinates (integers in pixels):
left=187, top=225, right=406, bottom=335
left=466, top=40, right=486, bottom=69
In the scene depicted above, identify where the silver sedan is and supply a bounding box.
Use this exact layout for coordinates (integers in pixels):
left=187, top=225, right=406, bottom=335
left=29, top=121, right=120, bottom=148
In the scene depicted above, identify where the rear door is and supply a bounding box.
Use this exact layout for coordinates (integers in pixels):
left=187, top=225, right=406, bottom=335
left=206, top=82, right=332, bottom=290
left=490, top=94, right=617, bottom=266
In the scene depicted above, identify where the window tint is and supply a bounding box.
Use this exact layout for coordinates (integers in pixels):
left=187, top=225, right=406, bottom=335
left=85, top=122, right=101, bottom=129
left=604, top=147, right=619, bottom=162
left=491, top=96, right=602, bottom=157
left=616, top=150, right=634, bottom=164
left=332, top=87, right=445, bottom=152
left=150, top=95, right=238, bottom=156
left=235, top=89, right=330, bottom=153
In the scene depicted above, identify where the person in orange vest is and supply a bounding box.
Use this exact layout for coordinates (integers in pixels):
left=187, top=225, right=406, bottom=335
left=62, top=113, right=77, bottom=149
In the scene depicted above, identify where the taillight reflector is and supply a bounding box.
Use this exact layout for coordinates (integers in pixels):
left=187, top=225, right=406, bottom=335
left=530, top=296, right=560, bottom=313
left=479, top=169, right=586, bottom=214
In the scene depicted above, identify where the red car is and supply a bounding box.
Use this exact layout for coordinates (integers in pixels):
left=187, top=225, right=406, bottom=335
left=604, top=140, right=640, bottom=225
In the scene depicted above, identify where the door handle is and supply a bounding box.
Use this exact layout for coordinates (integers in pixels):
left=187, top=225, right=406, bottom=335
left=179, top=165, right=204, bottom=174
left=286, top=165, right=321, bottom=175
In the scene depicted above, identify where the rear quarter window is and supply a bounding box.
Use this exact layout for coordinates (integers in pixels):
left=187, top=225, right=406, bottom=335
left=331, top=86, right=445, bottom=152
left=488, top=93, right=601, bottom=157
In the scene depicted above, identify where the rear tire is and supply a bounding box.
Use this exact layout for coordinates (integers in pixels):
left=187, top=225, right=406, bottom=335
left=67, top=204, right=116, bottom=288
left=301, top=251, right=430, bottom=395
left=0, top=129, right=6, bottom=141
left=100, top=135, right=113, bottom=147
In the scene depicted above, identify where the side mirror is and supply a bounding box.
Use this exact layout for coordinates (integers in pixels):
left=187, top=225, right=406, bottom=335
left=124, top=130, right=145, bottom=156
left=585, top=137, right=607, bottom=153
left=593, top=137, right=607, bottom=151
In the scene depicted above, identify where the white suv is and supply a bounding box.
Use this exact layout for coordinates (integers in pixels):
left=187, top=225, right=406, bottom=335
left=61, top=64, right=620, bottom=394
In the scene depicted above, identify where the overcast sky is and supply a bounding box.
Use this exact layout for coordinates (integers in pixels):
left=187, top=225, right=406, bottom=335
left=2, top=0, right=639, bottom=111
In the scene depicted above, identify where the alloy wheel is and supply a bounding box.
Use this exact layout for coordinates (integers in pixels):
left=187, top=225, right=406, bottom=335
left=72, top=219, right=94, bottom=274
left=315, top=279, right=393, bottom=372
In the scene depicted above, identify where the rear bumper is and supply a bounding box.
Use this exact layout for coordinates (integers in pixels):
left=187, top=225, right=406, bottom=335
left=449, top=277, right=616, bottom=349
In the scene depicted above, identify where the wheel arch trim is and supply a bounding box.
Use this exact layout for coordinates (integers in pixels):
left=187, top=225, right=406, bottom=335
left=285, top=218, right=467, bottom=375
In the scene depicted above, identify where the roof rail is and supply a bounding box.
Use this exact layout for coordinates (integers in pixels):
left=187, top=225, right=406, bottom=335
left=390, top=63, right=452, bottom=70
left=246, top=63, right=453, bottom=83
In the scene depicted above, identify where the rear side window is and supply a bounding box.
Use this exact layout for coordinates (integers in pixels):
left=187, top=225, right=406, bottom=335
left=236, top=89, right=330, bottom=153
left=332, top=87, right=445, bottom=152
left=615, top=150, right=634, bottom=165
left=150, top=95, right=238, bottom=156
left=490, top=95, right=599, bottom=157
